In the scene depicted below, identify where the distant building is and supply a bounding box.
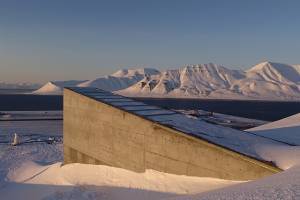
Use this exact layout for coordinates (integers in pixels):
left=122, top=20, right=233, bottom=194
left=63, top=87, right=281, bottom=180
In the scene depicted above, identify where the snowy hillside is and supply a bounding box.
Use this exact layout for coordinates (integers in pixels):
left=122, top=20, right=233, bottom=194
left=118, top=62, right=300, bottom=100
left=119, top=63, right=244, bottom=98
left=32, top=82, right=62, bottom=95
left=292, top=64, right=300, bottom=74
left=32, top=80, right=86, bottom=95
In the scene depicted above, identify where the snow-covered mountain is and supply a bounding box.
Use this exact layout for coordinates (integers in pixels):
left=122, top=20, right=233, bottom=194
left=33, top=62, right=300, bottom=100
left=117, top=62, right=300, bottom=100
left=33, top=68, right=160, bottom=95
left=246, top=62, right=300, bottom=84
left=119, top=63, right=243, bottom=97
left=292, top=64, right=300, bottom=74
left=78, top=68, right=160, bottom=91
left=32, top=82, right=61, bottom=95
left=32, top=80, right=86, bottom=95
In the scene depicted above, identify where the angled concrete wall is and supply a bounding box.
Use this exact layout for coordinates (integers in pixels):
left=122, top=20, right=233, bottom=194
left=63, top=88, right=280, bottom=180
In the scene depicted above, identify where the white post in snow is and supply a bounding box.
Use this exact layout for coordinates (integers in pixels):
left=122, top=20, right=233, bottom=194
left=11, top=133, right=20, bottom=146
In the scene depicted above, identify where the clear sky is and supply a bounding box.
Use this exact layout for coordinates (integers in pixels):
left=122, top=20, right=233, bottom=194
left=1, top=0, right=300, bottom=83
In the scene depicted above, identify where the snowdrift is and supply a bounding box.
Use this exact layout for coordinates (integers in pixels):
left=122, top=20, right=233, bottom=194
left=247, top=113, right=300, bottom=146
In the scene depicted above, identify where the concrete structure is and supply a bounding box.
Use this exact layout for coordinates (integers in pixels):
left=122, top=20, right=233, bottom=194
left=64, top=87, right=281, bottom=180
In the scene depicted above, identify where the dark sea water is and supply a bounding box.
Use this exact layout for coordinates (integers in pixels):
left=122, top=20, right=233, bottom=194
left=135, top=98, right=300, bottom=121
left=0, top=94, right=62, bottom=111
left=0, top=93, right=299, bottom=121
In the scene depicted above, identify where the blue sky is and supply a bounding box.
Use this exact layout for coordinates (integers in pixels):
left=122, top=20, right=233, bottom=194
left=0, top=0, right=300, bottom=83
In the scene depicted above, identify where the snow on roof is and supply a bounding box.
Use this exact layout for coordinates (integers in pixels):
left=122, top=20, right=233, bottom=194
left=66, top=87, right=288, bottom=165
left=247, top=113, right=300, bottom=146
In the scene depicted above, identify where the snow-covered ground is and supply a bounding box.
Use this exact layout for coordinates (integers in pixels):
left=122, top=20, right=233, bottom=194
left=247, top=113, right=300, bottom=145
left=171, top=163, right=300, bottom=200
left=1, top=160, right=240, bottom=200
left=0, top=114, right=62, bottom=145
left=2, top=142, right=300, bottom=200
left=1, top=112, right=300, bottom=199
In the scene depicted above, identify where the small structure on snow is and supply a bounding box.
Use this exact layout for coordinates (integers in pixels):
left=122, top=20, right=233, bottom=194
left=11, top=133, right=20, bottom=146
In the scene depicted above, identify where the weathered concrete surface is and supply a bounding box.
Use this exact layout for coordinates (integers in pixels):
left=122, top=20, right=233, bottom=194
left=64, top=88, right=281, bottom=180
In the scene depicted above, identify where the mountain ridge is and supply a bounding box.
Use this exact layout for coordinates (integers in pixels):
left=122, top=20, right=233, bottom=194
left=33, top=61, right=300, bottom=100
left=118, top=62, right=300, bottom=100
